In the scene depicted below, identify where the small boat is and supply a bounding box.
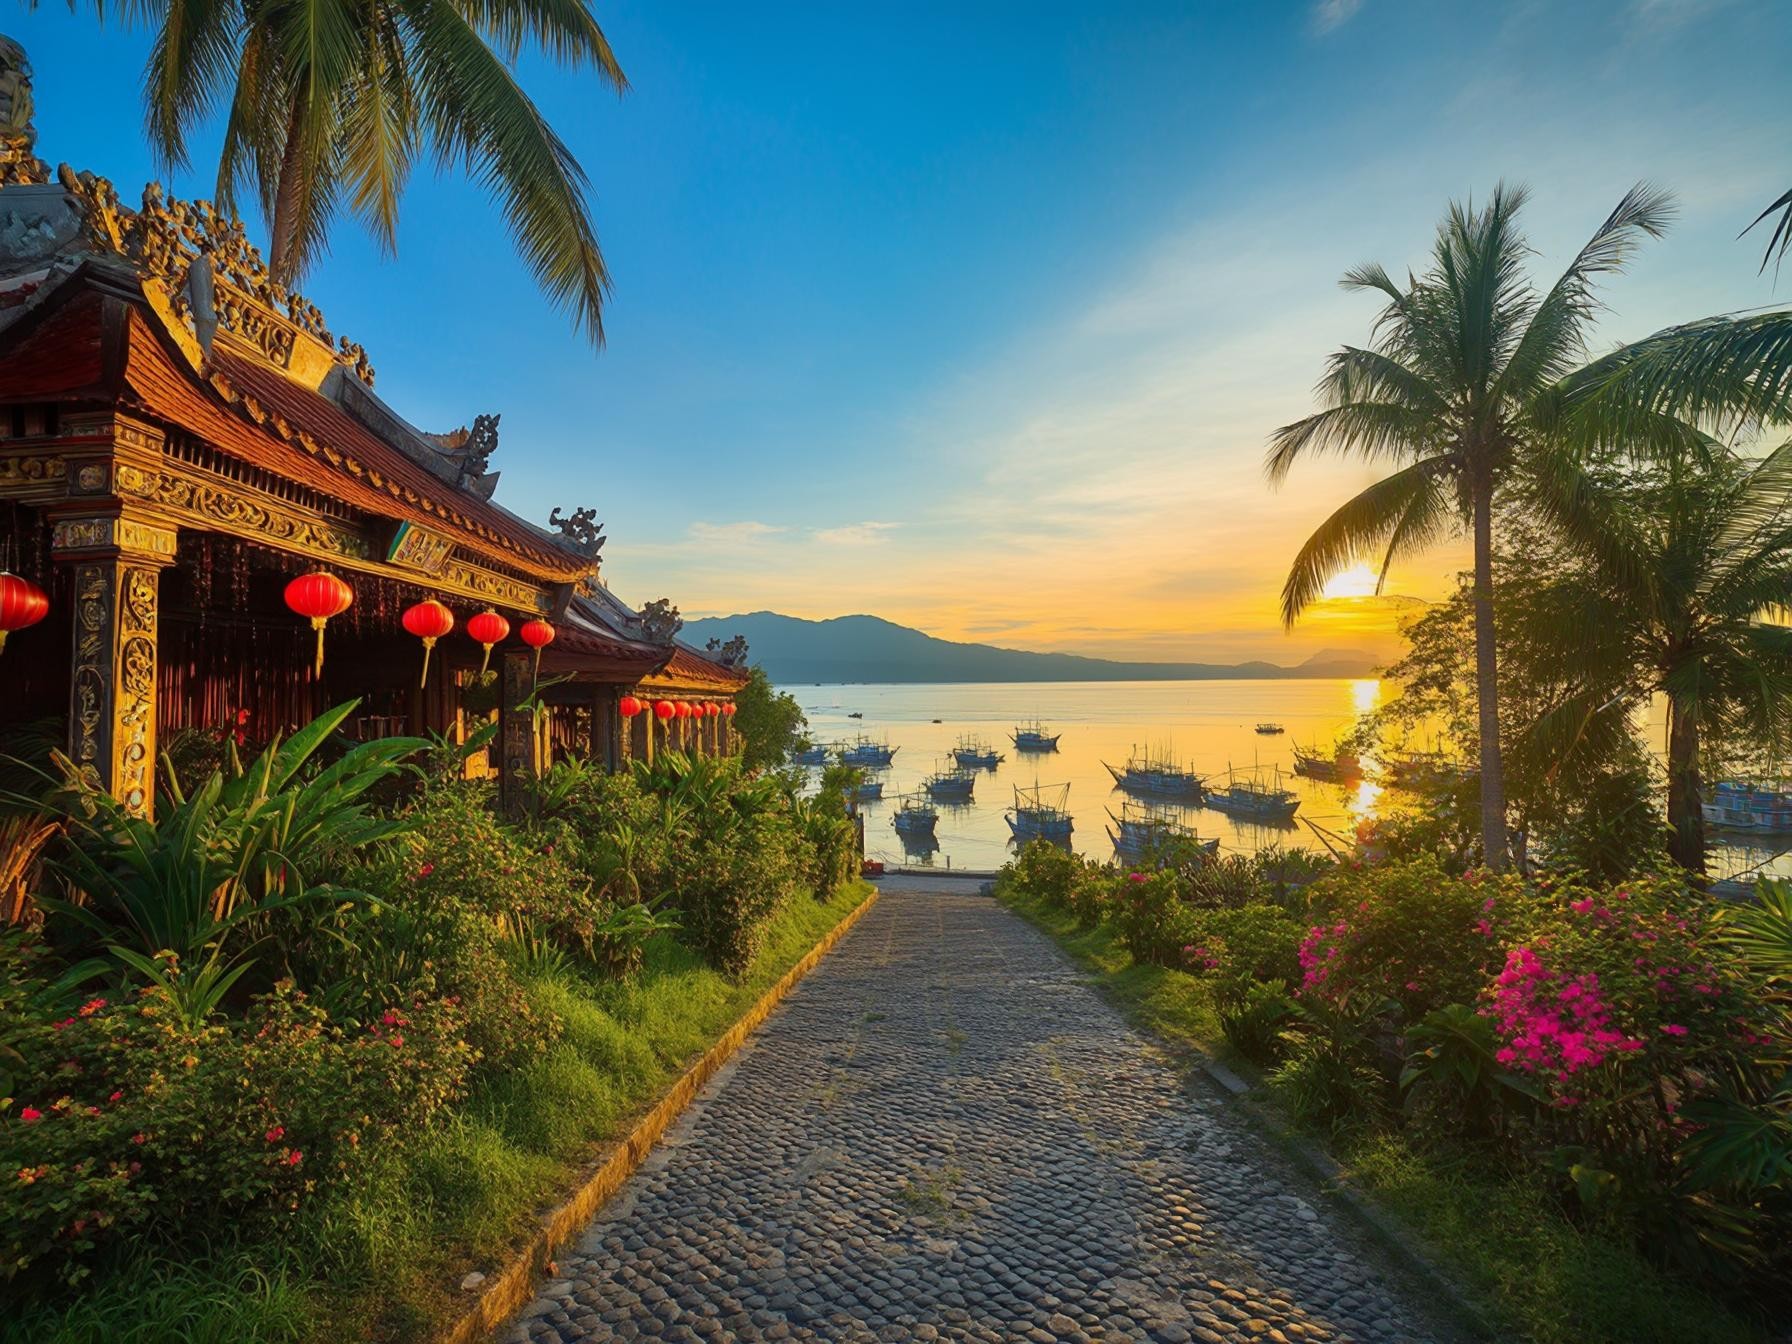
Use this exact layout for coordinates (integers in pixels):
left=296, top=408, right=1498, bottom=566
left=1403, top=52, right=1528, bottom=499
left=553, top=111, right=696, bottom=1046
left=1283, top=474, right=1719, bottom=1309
left=848, top=711, right=863, bottom=719
left=792, top=744, right=831, bottom=766
left=1202, top=768, right=1300, bottom=824
left=923, top=763, right=977, bottom=801
left=839, top=736, right=898, bottom=768
left=1104, top=749, right=1205, bottom=801
left=951, top=735, right=1004, bottom=769
left=892, top=795, right=939, bottom=837
left=1255, top=723, right=1285, bottom=735
left=1011, top=720, right=1062, bottom=752
left=849, top=779, right=884, bottom=802
left=1006, top=781, right=1073, bottom=844
left=1292, top=742, right=1362, bottom=783
left=1383, top=749, right=1474, bottom=791
left=1107, top=802, right=1219, bottom=862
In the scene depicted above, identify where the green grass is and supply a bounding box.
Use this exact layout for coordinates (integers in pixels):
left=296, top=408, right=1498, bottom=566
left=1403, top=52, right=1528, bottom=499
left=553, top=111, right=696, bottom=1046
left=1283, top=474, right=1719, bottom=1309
left=997, top=883, right=1763, bottom=1344
left=5, top=881, right=874, bottom=1344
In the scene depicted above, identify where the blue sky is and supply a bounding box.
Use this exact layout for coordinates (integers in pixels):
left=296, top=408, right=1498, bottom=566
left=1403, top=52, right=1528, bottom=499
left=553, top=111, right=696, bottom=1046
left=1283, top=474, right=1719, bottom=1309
left=9, top=0, right=1789, bottom=660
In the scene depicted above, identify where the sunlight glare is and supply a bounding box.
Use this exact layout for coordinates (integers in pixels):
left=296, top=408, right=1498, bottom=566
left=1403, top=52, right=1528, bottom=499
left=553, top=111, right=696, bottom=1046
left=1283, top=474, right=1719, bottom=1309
left=1323, top=563, right=1381, bottom=600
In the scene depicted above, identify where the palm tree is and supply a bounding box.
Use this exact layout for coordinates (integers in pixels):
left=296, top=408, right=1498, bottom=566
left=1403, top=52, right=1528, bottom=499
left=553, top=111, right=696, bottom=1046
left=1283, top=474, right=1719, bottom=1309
left=1266, top=183, right=1674, bottom=871
left=1744, top=187, right=1792, bottom=275
left=1534, top=443, right=1792, bottom=872
left=116, top=0, right=624, bottom=344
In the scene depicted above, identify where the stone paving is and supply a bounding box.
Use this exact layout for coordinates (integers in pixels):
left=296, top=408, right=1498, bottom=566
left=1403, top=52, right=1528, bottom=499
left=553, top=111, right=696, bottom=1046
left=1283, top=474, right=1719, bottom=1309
left=504, top=883, right=1447, bottom=1344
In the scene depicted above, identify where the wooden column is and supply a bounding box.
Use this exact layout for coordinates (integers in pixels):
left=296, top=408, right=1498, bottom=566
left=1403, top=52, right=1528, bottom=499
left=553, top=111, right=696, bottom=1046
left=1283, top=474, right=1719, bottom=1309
left=497, top=647, right=539, bottom=816
left=50, top=510, right=178, bottom=817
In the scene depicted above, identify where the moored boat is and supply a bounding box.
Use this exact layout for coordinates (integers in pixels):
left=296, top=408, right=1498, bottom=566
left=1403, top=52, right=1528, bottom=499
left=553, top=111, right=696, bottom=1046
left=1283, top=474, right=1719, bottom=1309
left=1255, top=723, right=1285, bottom=735
left=1202, top=768, right=1300, bottom=824
left=1107, top=802, right=1219, bottom=862
left=1011, top=720, right=1062, bottom=752
left=892, top=795, right=939, bottom=837
left=792, top=743, right=831, bottom=766
left=839, top=735, right=898, bottom=768
left=849, top=778, right=884, bottom=802
left=1104, top=748, right=1205, bottom=801
left=1382, top=749, right=1473, bottom=791
left=1703, top=781, right=1792, bottom=833
left=1292, top=742, right=1362, bottom=783
left=951, top=735, right=1004, bottom=769
left=1006, top=781, right=1074, bottom=843
left=923, top=763, right=977, bottom=801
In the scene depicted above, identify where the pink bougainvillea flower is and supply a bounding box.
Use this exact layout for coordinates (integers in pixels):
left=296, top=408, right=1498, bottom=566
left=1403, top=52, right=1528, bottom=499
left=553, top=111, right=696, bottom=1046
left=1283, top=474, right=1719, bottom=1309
left=1127, top=872, right=1145, bottom=883
left=286, top=1150, right=303, bottom=1167
left=1661, top=1023, right=1688, bottom=1036
left=107, top=1090, right=123, bottom=1103
left=19, top=1107, right=42, bottom=1123
left=265, top=1126, right=285, bottom=1143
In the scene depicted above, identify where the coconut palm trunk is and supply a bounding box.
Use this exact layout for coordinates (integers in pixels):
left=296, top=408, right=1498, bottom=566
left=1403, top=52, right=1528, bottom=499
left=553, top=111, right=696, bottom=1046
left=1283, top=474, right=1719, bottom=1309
left=1665, top=696, right=1704, bottom=873
left=1470, top=476, right=1510, bottom=869
left=268, top=95, right=309, bottom=285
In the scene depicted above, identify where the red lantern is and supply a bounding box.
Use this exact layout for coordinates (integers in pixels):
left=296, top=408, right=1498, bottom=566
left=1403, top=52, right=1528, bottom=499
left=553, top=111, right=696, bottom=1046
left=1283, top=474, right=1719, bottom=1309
left=401, top=599, right=454, bottom=688
left=676, top=701, right=692, bottom=718
left=705, top=702, right=720, bottom=717
left=0, top=571, right=49, bottom=656
left=619, top=695, right=643, bottom=718
left=654, top=699, right=675, bottom=720
left=519, top=618, right=555, bottom=681
left=465, top=609, right=510, bottom=676
left=723, top=702, right=737, bottom=717
left=283, top=570, right=354, bottom=676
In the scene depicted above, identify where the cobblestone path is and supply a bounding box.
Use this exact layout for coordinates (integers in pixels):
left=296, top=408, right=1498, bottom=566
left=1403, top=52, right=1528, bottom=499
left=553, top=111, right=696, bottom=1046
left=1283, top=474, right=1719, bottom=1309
left=506, top=885, right=1446, bottom=1344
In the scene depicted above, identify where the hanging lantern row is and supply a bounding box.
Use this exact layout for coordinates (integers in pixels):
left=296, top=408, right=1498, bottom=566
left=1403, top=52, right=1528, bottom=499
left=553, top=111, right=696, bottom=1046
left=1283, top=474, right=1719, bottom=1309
left=283, top=571, right=354, bottom=675
left=0, top=571, right=49, bottom=656
left=618, top=697, right=735, bottom=722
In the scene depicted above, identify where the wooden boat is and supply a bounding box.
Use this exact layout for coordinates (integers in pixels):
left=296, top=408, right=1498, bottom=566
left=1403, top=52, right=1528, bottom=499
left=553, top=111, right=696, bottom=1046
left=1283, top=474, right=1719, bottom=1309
left=1292, top=742, right=1362, bottom=783
left=892, top=795, right=939, bottom=837
left=1104, top=749, right=1205, bottom=801
left=1107, top=802, right=1219, bottom=862
left=839, top=736, right=897, bottom=768
left=1006, top=781, right=1073, bottom=843
left=1255, top=723, right=1285, bottom=735
left=923, top=763, right=977, bottom=801
left=1011, top=720, right=1062, bottom=752
left=951, top=735, right=1004, bottom=769
left=849, top=779, right=884, bottom=802
left=1202, top=768, right=1300, bottom=824
left=792, top=743, right=831, bottom=766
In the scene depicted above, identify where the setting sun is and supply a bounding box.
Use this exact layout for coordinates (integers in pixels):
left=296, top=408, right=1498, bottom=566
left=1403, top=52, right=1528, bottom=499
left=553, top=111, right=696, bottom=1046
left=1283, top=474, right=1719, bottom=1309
left=1322, top=562, right=1381, bottom=600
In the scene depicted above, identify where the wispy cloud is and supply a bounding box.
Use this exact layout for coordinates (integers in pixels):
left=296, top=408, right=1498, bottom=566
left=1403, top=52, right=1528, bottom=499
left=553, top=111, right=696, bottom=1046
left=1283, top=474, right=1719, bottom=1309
left=686, top=520, right=785, bottom=545
left=1629, top=0, right=1734, bottom=31
left=1310, top=0, right=1364, bottom=36
left=813, top=521, right=900, bottom=546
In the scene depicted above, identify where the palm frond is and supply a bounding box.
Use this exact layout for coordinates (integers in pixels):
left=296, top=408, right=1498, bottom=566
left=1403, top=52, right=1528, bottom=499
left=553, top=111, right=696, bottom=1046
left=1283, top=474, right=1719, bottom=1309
left=1743, top=187, right=1792, bottom=276
left=1281, top=455, right=1453, bottom=626
left=1265, top=400, right=1440, bottom=484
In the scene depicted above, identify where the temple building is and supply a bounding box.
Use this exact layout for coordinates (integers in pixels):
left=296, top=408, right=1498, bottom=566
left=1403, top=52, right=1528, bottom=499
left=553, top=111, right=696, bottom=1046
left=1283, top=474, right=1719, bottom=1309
left=0, top=44, right=747, bottom=815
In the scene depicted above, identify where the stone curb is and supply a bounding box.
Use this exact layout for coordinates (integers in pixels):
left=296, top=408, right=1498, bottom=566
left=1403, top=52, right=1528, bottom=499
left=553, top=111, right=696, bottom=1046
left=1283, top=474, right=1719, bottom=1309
left=442, top=886, right=882, bottom=1344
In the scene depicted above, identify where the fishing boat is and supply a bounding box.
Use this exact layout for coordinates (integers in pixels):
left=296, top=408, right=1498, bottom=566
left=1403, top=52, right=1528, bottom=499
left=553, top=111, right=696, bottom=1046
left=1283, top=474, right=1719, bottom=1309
left=1104, top=748, right=1206, bottom=801
left=1255, top=722, right=1285, bottom=735
left=1106, top=802, right=1219, bottom=862
left=1382, top=749, right=1474, bottom=791
left=1702, top=781, right=1792, bottom=833
left=951, top=735, right=1004, bottom=769
left=1011, top=720, right=1062, bottom=752
left=1202, top=768, right=1300, bottom=824
left=849, top=779, right=884, bottom=802
left=1006, top=782, right=1074, bottom=844
left=923, top=763, right=977, bottom=802
left=792, top=743, right=831, bottom=766
left=847, top=711, right=863, bottom=719
left=1292, top=742, right=1362, bottom=783
left=839, top=736, right=898, bottom=768
left=891, top=795, right=939, bottom=838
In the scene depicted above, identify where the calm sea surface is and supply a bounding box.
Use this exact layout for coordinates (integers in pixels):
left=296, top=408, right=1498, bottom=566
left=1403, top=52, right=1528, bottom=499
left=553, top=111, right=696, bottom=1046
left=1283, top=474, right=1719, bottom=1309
left=787, top=679, right=1387, bottom=872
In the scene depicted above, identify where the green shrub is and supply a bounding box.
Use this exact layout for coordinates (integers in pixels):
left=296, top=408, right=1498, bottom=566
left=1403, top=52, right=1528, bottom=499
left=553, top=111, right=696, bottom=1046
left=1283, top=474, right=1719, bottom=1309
left=995, top=840, right=1077, bottom=909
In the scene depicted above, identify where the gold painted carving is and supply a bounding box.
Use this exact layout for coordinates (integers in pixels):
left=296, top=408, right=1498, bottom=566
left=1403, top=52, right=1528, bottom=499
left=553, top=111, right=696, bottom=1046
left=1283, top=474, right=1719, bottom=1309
left=0, top=452, right=62, bottom=494
left=148, top=472, right=374, bottom=561
left=115, top=566, right=158, bottom=815
left=70, top=564, right=109, bottom=777
left=73, top=463, right=107, bottom=492
left=387, top=523, right=454, bottom=575
left=51, top=516, right=177, bottom=558
left=53, top=517, right=112, bottom=551
left=441, top=558, right=552, bottom=614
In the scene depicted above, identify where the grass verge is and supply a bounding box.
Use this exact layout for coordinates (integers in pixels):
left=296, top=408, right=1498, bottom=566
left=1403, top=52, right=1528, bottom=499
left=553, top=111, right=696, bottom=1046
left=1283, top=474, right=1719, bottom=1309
left=6, top=881, right=875, bottom=1344
left=998, top=884, right=1762, bottom=1344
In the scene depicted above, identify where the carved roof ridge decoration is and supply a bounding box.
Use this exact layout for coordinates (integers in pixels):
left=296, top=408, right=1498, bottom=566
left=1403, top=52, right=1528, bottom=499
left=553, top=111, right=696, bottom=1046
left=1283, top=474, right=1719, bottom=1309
left=53, top=167, right=376, bottom=390
left=327, top=372, right=504, bottom=502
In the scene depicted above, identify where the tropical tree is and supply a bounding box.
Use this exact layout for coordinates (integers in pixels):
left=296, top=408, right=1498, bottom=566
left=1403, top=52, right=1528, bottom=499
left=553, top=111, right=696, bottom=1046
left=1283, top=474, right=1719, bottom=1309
left=1744, top=187, right=1792, bottom=275
left=731, top=667, right=806, bottom=773
left=1266, top=183, right=1674, bottom=870
left=106, top=0, right=624, bottom=343
left=1533, top=443, right=1792, bottom=872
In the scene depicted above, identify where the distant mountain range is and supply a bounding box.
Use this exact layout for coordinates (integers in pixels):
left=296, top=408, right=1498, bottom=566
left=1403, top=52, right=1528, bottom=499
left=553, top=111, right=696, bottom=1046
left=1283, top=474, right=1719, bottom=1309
left=679, top=612, right=1381, bottom=684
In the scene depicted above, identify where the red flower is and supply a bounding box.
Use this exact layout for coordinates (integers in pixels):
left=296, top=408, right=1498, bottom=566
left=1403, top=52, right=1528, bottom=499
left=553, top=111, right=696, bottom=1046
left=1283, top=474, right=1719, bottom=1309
left=19, top=1107, right=42, bottom=1123
left=236, top=708, right=251, bottom=725
left=78, top=997, right=107, bottom=1017
left=130, top=1132, right=146, bottom=1145
left=389, top=1034, right=405, bottom=1049
left=417, top=862, right=435, bottom=880
left=108, top=1090, right=123, bottom=1103
left=285, top=1150, right=303, bottom=1167
left=265, top=1126, right=285, bottom=1143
